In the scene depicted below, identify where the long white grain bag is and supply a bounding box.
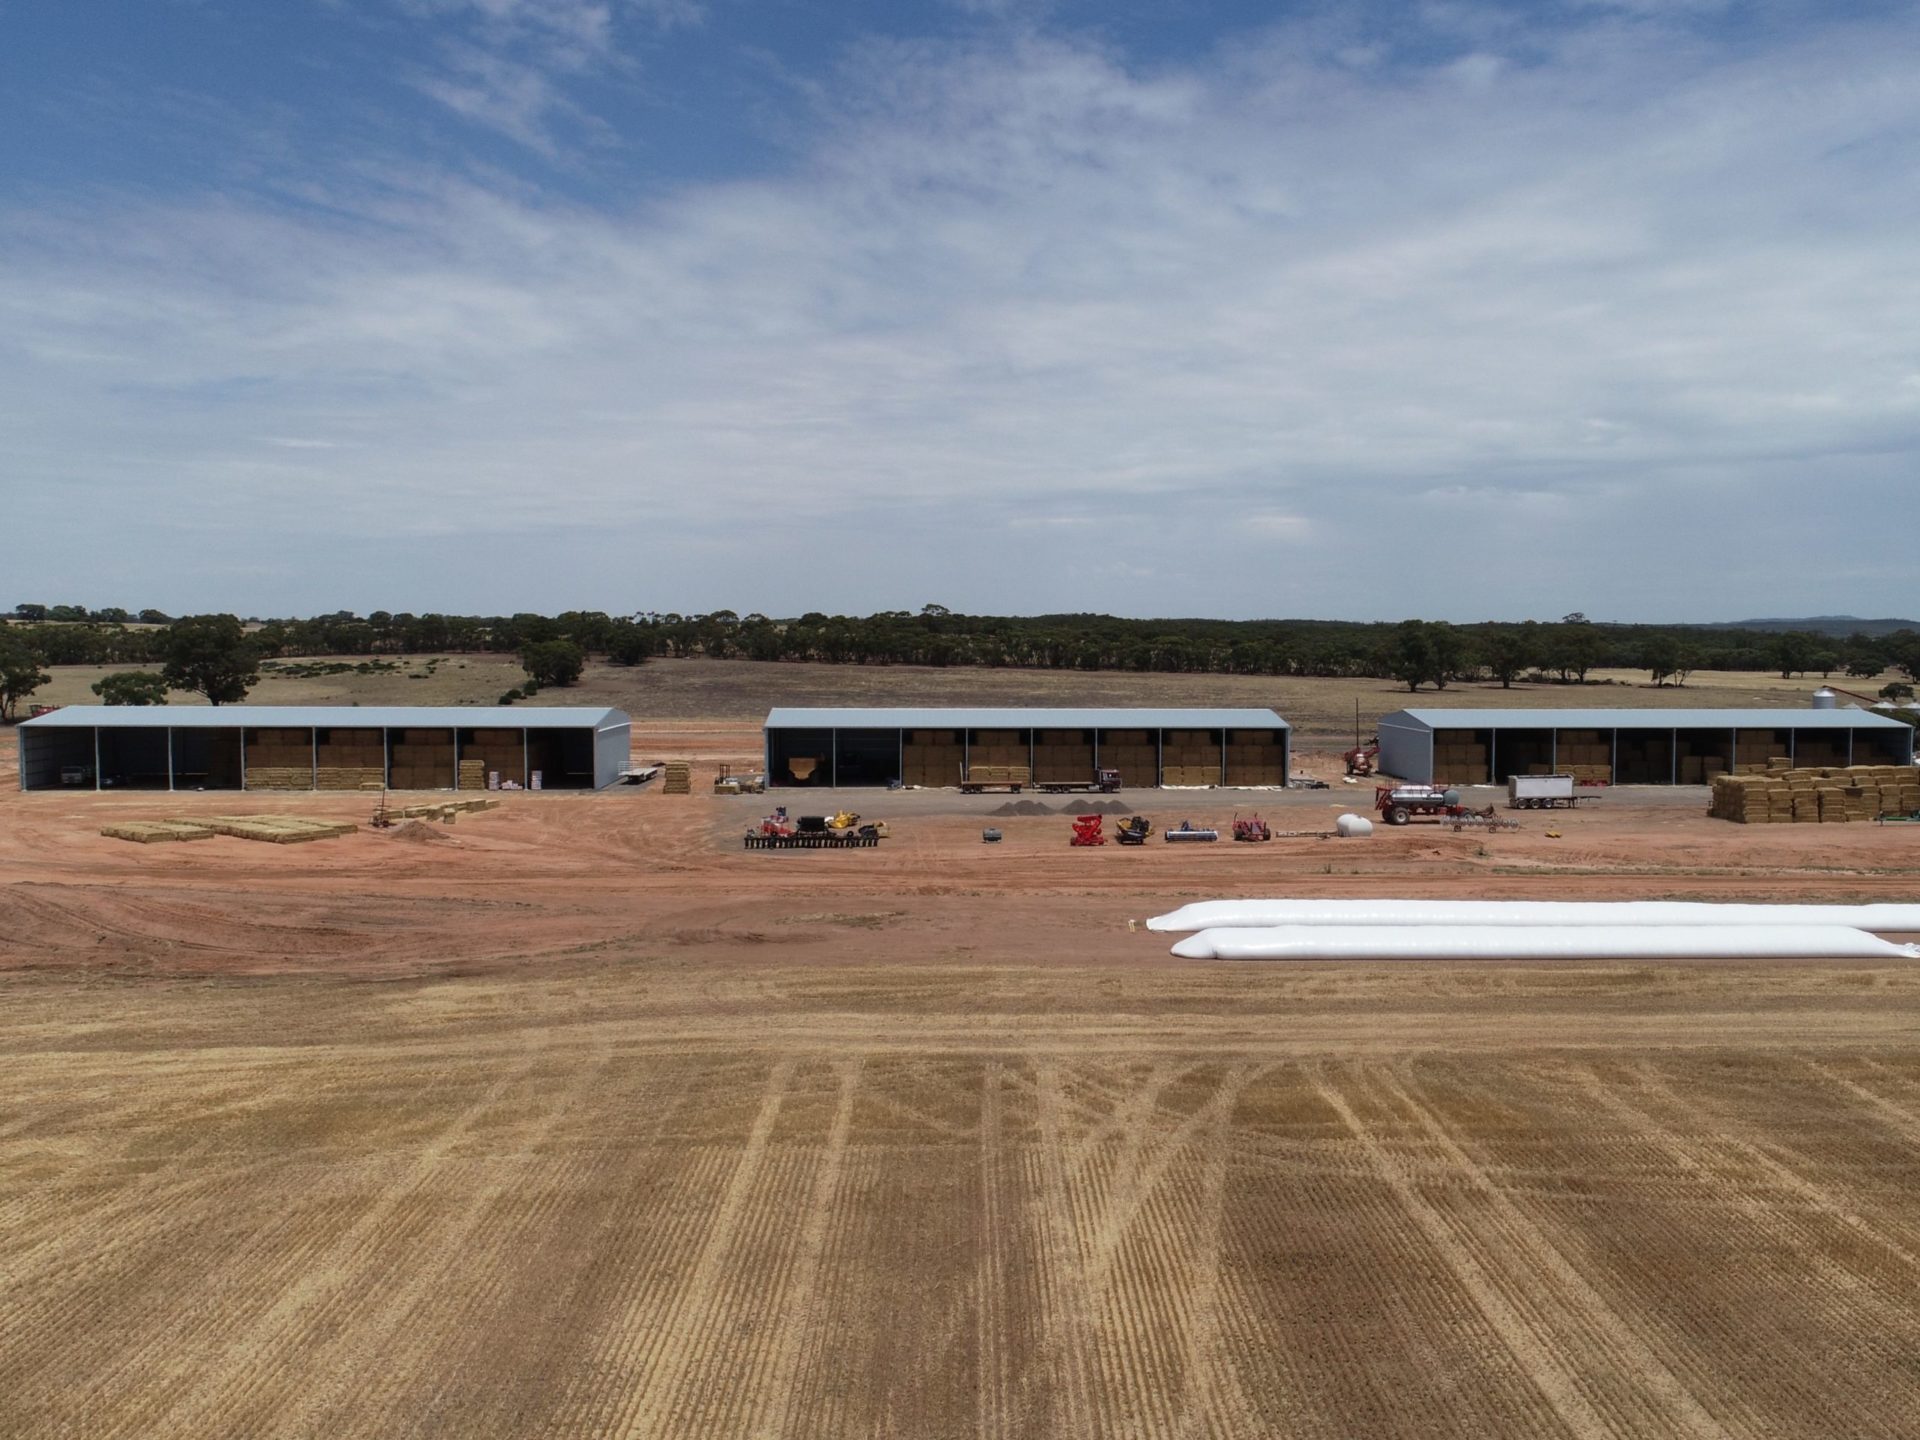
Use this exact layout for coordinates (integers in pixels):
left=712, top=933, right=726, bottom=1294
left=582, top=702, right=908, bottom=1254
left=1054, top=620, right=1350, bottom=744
left=1147, top=899, right=1920, bottom=934
left=1170, top=924, right=1920, bottom=961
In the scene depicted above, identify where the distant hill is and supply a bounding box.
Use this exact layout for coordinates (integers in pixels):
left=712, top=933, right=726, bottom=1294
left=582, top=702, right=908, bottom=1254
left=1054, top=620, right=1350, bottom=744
left=1702, top=616, right=1920, bottom=638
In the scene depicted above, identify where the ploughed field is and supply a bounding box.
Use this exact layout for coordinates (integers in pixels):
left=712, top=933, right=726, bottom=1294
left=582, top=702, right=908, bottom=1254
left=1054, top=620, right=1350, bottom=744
left=5, top=727, right=1920, bottom=1438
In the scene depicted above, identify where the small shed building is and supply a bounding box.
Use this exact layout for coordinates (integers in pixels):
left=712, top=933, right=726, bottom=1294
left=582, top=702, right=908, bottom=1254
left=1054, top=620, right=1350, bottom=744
left=762, top=707, right=1290, bottom=788
left=1376, top=706, right=1915, bottom=786
left=17, top=705, right=632, bottom=792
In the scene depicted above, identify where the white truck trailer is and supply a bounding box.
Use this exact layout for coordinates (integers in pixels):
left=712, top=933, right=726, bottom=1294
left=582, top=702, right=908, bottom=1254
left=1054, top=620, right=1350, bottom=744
left=1506, top=774, right=1597, bottom=809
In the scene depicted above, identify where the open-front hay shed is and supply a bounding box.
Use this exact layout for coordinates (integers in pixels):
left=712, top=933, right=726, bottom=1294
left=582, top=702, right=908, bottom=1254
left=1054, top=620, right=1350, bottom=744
left=18, top=706, right=631, bottom=792
left=1376, top=706, right=1915, bottom=785
left=763, top=707, right=1290, bottom=789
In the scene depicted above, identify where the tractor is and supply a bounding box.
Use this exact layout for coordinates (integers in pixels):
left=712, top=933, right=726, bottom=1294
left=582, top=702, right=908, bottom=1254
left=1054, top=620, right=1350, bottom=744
left=1374, top=784, right=1494, bottom=826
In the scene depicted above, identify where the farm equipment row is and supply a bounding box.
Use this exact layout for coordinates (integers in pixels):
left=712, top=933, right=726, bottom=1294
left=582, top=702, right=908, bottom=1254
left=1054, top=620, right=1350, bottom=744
left=744, top=809, right=888, bottom=849
left=1067, top=815, right=1273, bottom=845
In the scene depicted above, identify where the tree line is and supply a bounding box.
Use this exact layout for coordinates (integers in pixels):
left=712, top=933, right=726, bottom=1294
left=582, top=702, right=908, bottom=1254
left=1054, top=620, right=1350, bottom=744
left=3, top=604, right=1918, bottom=720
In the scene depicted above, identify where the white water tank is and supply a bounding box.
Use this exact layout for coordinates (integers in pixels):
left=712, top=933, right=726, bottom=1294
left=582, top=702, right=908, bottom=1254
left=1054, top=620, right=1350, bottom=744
left=1335, top=813, right=1373, bottom=838
left=1811, top=687, right=1838, bottom=709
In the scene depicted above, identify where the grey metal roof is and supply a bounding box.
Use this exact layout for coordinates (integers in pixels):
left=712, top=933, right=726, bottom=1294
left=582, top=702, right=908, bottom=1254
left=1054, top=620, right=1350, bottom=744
left=21, top=705, right=629, bottom=730
left=1384, top=707, right=1911, bottom=731
left=764, top=706, right=1288, bottom=730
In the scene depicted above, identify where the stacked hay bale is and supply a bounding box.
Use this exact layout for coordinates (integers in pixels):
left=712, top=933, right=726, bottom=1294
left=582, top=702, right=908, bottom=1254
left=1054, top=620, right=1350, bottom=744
left=460, top=728, right=526, bottom=789
left=243, top=728, right=313, bottom=790
left=388, top=729, right=454, bottom=790
left=1161, top=729, right=1223, bottom=786
left=1224, top=729, right=1286, bottom=786
left=1554, top=729, right=1612, bottom=785
left=901, top=730, right=963, bottom=787
left=1711, top=764, right=1920, bottom=822
left=1612, top=733, right=1669, bottom=783
left=315, top=728, right=385, bottom=792
left=1676, top=748, right=1728, bottom=786
left=1791, top=735, right=1849, bottom=769
left=1430, top=731, right=1487, bottom=785
left=100, top=821, right=215, bottom=843
left=1733, top=730, right=1792, bottom=775
left=1033, top=729, right=1096, bottom=786
left=662, top=760, right=692, bottom=795
left=183, top=815, right=359, bottom=843
left=1095, top=730, right=1158, bottom=787
left=965, top=731, right=1029, bottom=782
left=1708, top=774, right=1793, bottom=824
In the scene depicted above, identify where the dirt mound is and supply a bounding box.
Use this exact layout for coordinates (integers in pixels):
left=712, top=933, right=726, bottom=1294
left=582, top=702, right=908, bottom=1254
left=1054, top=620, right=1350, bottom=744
left=988, top=799, right=1056, bottom=816
left=388, top=821, right=451, bottom=844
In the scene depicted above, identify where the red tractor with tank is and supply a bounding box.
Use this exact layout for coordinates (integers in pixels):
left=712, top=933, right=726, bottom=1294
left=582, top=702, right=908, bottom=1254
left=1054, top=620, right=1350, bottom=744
left=1374, top=784, right=1494, bottom=827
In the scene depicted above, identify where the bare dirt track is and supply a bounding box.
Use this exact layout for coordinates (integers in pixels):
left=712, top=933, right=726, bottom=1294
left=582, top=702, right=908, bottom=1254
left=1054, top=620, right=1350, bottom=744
left=5, top=725, right=1920, bottom=1438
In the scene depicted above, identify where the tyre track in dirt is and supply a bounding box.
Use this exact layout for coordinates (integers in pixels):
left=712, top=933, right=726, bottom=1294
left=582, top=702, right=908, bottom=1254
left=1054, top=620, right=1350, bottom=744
left=1800, top=1056, right=1920, bottom=1148
left=1168, top=1068, right=1266, bottom=1440
left=1290, top=1072, right=1566, bottom=1437
left=98, top=1047, right=548, bottom=1440
left=605, top=1057, right=795, bottom=1438
left=1548, top=1061, right=1920, bottom=1437
left=241, top=1037, right=620, bottom=1436
left=1377, top=1066, right=1732, bottom=1439
left=1315, top=1062, right=1667, bottom=1440
left=1029, top=1061, right=1104, bottom=1439
left=1628, top=1064, right=1920, bottom=1270
left=744, top=1060, right=860, bottom=1439
left=976, top=1059, right=1014, bottom=1440
left=1084, top=1065, right=1249, bottom=1440
left=0, top=1049, right=461, bottom=1425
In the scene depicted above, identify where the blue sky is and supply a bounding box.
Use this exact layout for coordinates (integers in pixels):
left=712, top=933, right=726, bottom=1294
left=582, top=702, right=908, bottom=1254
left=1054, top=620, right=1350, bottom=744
left=2, top=0, right=1917, bottom=621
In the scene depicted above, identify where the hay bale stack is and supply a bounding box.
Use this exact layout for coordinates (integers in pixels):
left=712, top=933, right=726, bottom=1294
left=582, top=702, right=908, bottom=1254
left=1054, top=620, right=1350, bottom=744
left=100, top=821, right=216, bottom=843
left=178, top=815, right=358, bottom=843
left=1709, top=775, right=1791, bottom=824
left=1095, top=730, right=1157, bottom=787
left=1430, top=731, right=1487, bottom=785
left=243, top=728, right=314, bottom=790
left=1225, top=728, right=1286, bottom=786
left=662, top=761, right=692, bottom=795
left=901, top=730, right=964, bottom=788
left=1712, top=761, right=1920, bottom=822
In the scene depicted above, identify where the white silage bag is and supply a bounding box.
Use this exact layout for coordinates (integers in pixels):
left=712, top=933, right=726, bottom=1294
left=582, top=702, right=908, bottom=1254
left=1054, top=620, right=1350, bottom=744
left=1146, top=899, right=1920, bottom=934
left=1334, top=813, right=1372, bottom=837
left=1169, top=924, right=1920, bottom=962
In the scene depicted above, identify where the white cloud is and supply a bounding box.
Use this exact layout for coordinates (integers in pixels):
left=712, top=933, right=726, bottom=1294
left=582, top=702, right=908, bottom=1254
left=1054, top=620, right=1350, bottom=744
left=395, top=0, right=698, bottom=150
left=3, top=8, right=1919, bottom=618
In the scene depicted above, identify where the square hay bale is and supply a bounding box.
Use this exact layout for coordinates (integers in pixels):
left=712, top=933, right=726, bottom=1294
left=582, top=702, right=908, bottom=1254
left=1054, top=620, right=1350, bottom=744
left=100, top=821, right=215, bottom=843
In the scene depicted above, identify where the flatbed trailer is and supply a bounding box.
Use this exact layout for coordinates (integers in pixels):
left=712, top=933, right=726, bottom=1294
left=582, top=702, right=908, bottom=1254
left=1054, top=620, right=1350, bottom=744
left=960, top=764, right=1031, bottom=794
left=1036, top=768, right=1122, bottom=795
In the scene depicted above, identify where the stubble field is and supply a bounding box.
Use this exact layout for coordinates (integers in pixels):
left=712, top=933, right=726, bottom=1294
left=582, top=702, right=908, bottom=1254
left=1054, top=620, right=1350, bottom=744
left=4, top=716, right=1920, bottom=1438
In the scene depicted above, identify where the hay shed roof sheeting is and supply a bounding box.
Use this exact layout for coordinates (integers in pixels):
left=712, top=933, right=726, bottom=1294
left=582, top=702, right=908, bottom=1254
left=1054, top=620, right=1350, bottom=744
left=764, top=707, right=1288, bottom=730
left=22, top=706, right=629, bottom=731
